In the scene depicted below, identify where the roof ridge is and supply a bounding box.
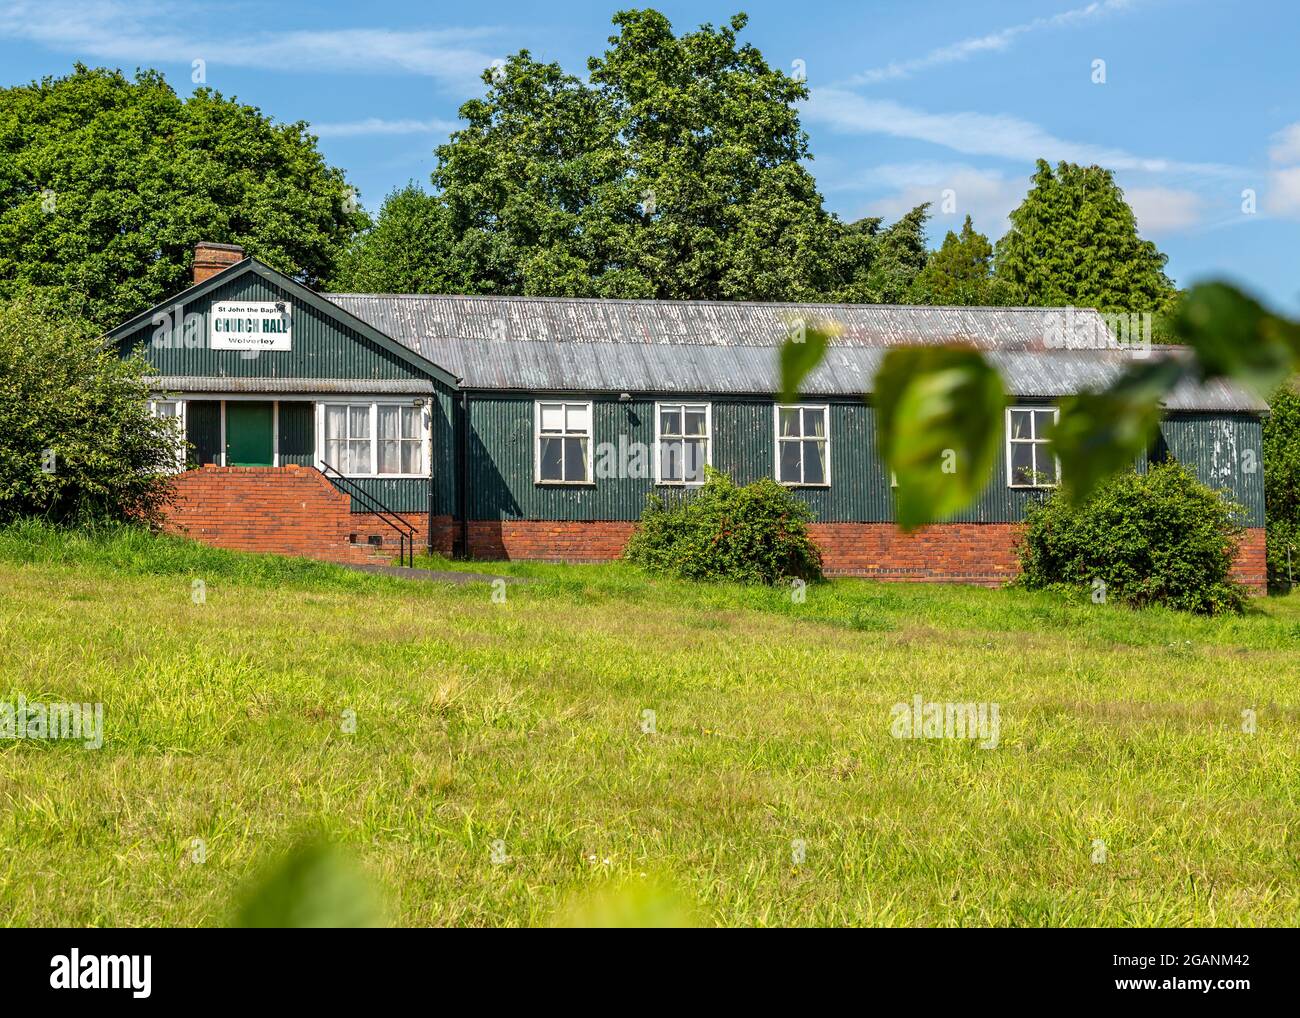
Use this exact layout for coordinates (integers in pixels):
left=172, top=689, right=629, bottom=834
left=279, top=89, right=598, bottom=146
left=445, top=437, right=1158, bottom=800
left=325, top=292, right=1084, bottom=314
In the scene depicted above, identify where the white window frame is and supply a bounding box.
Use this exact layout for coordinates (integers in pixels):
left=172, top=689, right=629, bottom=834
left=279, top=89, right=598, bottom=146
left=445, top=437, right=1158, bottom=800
left=534, top=399, right=594, bottom=485
left=774, top=404, right=831, bottom=487
left=654, top=401, right=712, bottom=486
left=148, top=398, right=187, bottom=472
left=314, top=400, right=430, bottom=479
left=1006, top=406, right=1061, bottom=488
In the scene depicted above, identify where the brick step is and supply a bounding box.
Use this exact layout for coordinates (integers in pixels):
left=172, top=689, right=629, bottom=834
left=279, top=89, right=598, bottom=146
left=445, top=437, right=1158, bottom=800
left=161, top=465, right=436, bottom=566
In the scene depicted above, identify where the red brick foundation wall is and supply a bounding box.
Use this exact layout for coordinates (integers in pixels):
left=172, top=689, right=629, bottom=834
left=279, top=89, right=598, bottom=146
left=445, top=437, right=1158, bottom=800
left=464, top=519, right=1022, bottom=583
left=466, top=520, right=638, bottom=563
left=1232, top=527, right=1267, bottom=595
left=810, top=522, right=1022, bottom=584
left=158, top=470, right=1267, bottom=592
left=463, top=519, right=1268, bottom=593
left=161, top=465, right=452, bottom=565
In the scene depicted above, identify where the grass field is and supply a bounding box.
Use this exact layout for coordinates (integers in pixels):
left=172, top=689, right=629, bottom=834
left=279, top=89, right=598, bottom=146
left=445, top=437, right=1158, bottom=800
left=1, top=521, right=1297, bottom=927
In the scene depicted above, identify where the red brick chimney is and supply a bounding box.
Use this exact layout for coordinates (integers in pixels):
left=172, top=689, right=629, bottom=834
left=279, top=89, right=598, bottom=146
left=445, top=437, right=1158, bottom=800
left=193, top=242, right=245, bottom=284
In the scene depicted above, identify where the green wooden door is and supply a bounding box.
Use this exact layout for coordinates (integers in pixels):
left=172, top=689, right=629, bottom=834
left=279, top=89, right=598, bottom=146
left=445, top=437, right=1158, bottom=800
left=225, top=402, right=274, bottom=466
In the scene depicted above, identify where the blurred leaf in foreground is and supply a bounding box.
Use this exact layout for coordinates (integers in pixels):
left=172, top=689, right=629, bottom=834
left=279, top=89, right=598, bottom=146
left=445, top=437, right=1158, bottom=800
left=778, top=318, right=839, bottom=402
left=1171, top=282, right=1300, bottom=396
left=233, top=839, right=384, bottom=928
left=1049, top=357, right=1189, bottom=506
left=874, top=346, right=1005, bottom=531
left=553, top=875, right=699, bottom=928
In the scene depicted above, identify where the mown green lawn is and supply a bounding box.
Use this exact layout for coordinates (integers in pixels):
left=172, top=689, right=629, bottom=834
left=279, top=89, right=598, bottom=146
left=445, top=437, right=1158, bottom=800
left=0, top=522, right=1297, bottom=927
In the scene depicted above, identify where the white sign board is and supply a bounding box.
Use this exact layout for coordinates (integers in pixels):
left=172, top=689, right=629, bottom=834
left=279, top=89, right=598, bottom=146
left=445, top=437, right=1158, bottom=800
left=210, top=301, right=293, bottom=351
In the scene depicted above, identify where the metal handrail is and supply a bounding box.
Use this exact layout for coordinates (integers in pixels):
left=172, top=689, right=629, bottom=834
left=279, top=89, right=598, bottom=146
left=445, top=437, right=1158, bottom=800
left=317, top=461, right=418, bottom=567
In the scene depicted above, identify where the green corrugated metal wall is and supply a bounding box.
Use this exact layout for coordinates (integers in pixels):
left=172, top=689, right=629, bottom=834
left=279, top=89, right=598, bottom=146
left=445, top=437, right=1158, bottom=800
left=119, top=273, right=428, bottom=382
left=431, top=387, right=456, bottom=517
left=465, top=393, right=1266, bottom=526
left=1159, top=414, right=1265, bottom=525
left=185, top=401, right=221, bottom=465
left=278, top=402, right=314, bottom=465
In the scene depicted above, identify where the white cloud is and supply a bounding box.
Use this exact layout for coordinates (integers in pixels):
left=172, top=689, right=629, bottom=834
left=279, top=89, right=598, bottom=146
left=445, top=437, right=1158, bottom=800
left=806, top=89, right=1243, bottom=179
left=312, top=117, right=460, bottom=138
left=1263, top=123, right=1300, bottom=219
left=851, top=163, right=1025, bottom=237
left=849, top=0, right=1136, bottom=85
left=1269, top=123, right=1300, bottom=164
left=833, top=165, right=1207, bottom=237
left=1124, top=186, right=1203, bottom=233
left=0, top=1, right=500, bottom=87
left=1266, top=166, right=1300, bottom=219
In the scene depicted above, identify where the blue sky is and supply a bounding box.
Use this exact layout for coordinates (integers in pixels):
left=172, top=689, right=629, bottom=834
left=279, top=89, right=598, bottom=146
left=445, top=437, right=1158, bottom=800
left=1, top=0, right=1297, bottom=311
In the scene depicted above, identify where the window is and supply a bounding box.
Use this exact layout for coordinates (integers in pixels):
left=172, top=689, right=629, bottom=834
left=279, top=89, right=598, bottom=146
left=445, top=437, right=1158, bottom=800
left=1006, top=407, right=1059, bottom=487
left=656, top=403, right=710, bottom=484
left=536, top=400, right=592, bottom=483
left=378, top=405, right=424, bottom=475
left=321, top=402, right=427, bottom=477
left=325, top=404, right=373, bottom=474
left=775, top=405, right=830, bottom=485
left=148, top=399, right=186, bottom=472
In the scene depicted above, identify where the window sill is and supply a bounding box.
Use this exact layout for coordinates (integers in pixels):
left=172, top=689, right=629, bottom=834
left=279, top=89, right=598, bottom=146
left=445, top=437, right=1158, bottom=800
left=535, top=480, right=596, bottom=487
left=777, top=481, right=831, bottom=488
left=326, top=474, right=430, bottom=481
left=1008, top=484, right=1059, bottom=490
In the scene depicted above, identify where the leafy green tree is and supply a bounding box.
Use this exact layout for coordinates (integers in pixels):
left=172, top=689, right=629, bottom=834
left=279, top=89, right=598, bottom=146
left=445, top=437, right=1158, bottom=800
left=584, top=9, right=833, bottom=301
left=0, top=65, right=364, bottom=328
left=821, top=215, right=882, bottom=303
left=911, top=215, right=1017, bottom=305
left=993, top=159, right=1176, bottom=312
left=1263, top=380, right=1300, bottom=591
left=827, top=206, right=933, bottom=304
left=331, top=184, right=461, bottom=294
left=0, top=293, right=176, bottom=524
left=369, top=10, right=916, bottom=302
left=431, top=52, right=627, bottom=296
left=339, top=10, right=939, bottom=302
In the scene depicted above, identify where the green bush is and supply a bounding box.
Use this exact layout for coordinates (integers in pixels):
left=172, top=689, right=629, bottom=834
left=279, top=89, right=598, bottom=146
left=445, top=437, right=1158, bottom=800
left=1017, top=462, right=1248, bottom=615
left=1263, top=381, right=1300, bottom=593
left=0, top=295, right=178, bottom=525
left=624, top=469, right=823, bottom=584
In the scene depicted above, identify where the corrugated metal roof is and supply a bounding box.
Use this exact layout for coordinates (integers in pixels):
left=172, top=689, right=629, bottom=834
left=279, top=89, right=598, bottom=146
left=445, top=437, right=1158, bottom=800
left=147, top=376, right=434, bottom=394
left=327, top=293, right=1122, bottom=351
left=323, top=293, right=1266, bottom=411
